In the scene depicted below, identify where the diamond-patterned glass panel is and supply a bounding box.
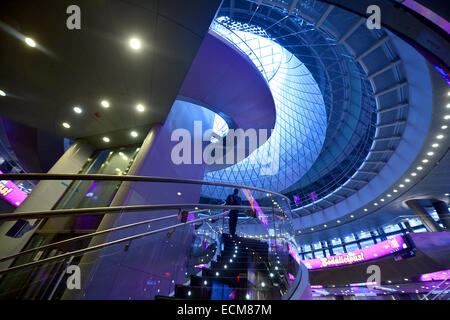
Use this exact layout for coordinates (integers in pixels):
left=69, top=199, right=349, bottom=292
left=203, top=18, right=327, bottom=199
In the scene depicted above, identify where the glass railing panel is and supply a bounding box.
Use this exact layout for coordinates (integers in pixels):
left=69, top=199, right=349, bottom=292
left=0, top=177, right=303, bottom=300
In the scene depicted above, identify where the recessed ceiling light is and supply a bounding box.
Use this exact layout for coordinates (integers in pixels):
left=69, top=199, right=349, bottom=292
left=432, top=143, right=439, bottom=148
left=444, top=115, right=450, bottom=120
left=323, top=224, right=327, bottom=228
left=417, top=166, right=423, bottom=170
left=62, top=122, right=70, bottom=128
left=25, top=37, right=36, bottom=47
left=337, top=220, right=340, bottom=223
left=364, top=208, right=368, bottom=212
left=103, top=137, right=110, bottom=143
left=387, top=194, right=392, bottom=197
left=101, top=100, right=110, bottom=108
left=73, top=106, right=82, bottom=114
left=411, top=172, right=417, bottom=176
left=136, top=104, right=145, bottom=112
left=350, top=215, right=354, bottom=218
left=399, top=184, right=405, bottom=188
left=0, top=89, right=5, bottom=96
left=442, top=125, right=448, bottom=129
left=177, top=192, right=182, bottom=196
left=310, top=227, right=314, bottom=231
left=422, top=159, right=429, bottom=163
left=405, top=179, right=411, bottom=183
left=380, top=198, right=385, bottom=202
left=129, top=38, right=141, bottom=50
left=436, top=134, right=444, bottom=139
left=115, top=168, right=121, bottom=172
left=445, top=193, right=449, bottom=196
left=374, top=203, right=378, bottom=206
left=427, top=151, right=434, bottom=156
left=130, top=131, right=138, bottom=137
left=393, top=189, right=398, bottom=193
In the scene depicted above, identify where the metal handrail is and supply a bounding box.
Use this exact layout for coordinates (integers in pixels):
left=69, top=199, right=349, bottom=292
left=0, top=203, right=277, bottom=222
left=0, top=173, right=290, bottom=202
left=431, top=282, right=450, bottom=300
left=0, top=214, right=178, bottom=263
left=0, top=173, right=295, bottom=279
left=0, top=204, right=268, bottom=263
left=421, top=276, right=450, bottom=300
left=0, top=211, right=231, bottom=275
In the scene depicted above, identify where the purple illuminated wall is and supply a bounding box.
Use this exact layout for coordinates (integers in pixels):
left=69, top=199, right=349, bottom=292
left=420, top=269, right=450, bottom=281
left=303, top=235, right=408, bottom=270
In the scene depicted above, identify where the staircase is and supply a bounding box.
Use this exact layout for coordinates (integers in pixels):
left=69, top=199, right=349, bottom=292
left=156, top=234, right=277, bottom=300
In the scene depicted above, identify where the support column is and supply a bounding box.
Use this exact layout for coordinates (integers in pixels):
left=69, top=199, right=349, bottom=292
left=405, top=200, right=444, bottom=232
left=65, top=100, right=216, bottom=300
left=431, top=200, right=450, bottom=230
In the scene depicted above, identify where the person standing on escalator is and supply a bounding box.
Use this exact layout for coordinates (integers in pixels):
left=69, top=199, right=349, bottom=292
left=226, top=188, right=241, bottom=236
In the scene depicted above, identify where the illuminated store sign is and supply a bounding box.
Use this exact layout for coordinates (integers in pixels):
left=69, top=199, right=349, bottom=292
left=0, top=170, right=28, bottom=207
left=303, top=235, right=408, bottom=269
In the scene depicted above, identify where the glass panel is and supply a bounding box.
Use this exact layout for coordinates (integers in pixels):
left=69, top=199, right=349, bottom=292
left=343, top=234, right=355, bottom=242
left=345, top=243, right=358, bottom=252
left=331, top=238, right=342, bottom=245
left=333, top=246, right=345, bottom=255
left=407, top=218, right=422, bottom=227
left=0, top=179, right=302, bottom=300
left=359, top=239, right=375, bottom=248
left=383, top=224, right=401, bottom=233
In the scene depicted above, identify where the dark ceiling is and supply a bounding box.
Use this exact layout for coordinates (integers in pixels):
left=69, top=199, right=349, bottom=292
left=0, top=0, right=221, bottom=148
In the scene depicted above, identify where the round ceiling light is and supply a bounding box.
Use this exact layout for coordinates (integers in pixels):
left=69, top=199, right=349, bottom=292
left=25, top=37, right=36, bottom=47
left=103, top=137, right=110, bottom=143
left=0, top=89, right=6, bottom=96
left=73, top=106, right=82, bottom=114
left=129, top=38, right=141, bottom=50
left=136, top=104, right=145, bottom=112
left=101, top=100, right=110, bottom=108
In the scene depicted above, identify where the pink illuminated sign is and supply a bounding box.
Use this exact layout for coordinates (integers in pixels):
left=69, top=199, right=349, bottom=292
left=303, top=235, right=408, bottom=270
left=288, top=243, right=301, bottom=265
left=0, top=170, right=28, bottom=207
left=242, top=189, right=269, bottom=228
left=419, top=269, right=450, bottom=282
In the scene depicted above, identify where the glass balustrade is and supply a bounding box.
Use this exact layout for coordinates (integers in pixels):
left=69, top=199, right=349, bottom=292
left=0, top=175, right=304, bottom=300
